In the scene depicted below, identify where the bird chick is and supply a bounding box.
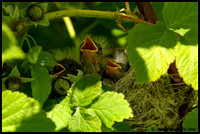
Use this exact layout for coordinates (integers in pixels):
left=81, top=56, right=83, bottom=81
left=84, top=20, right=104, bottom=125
left=106, top=58, right=123, bottom=81
left=80, top=36, right=106, bottom=75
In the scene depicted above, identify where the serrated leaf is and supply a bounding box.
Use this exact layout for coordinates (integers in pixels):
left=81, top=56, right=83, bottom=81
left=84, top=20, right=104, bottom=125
left=127, top=22, right=176, bottom=82
left=87, top=91, right=133, bottom=128
left=163, top=2, right=198, bottom=45
left=31, top=65, right=52, bottom=106
left=47, top=96, right=73, bottom=131
left=2, top=23, right=25, bottom=64
left=175, top=43, right=198, bottom=90
left=2, top=90, right=40, bottom=132
left=68, top=107, right=101, bottom=132
left=69, top=74, right=102, bottom=107
left=36, top=51, right=57, bottom=68
left=182, top=108, right=198, bottom=132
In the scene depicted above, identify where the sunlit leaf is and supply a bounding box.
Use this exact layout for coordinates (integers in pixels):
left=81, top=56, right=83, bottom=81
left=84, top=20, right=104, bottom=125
left=68, top=107, right=101, bottom=132
left=87, top=91, right=133, bottom=128
left=47, top=96, right=73, bottom=131
left=175, top=43, right=198, bottom=90
left=127, top=22, right=176, bottom=82
left=68, top=74, right=102, bottom=107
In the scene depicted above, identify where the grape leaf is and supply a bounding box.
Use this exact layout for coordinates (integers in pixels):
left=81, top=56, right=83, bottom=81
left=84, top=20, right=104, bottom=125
left=47, top=96, right=73, bottom=131
left=31, top=65, right=52, bottom=106
left=68, top=107, right=101, bottom=132
left=2, top=23, right=25, bottom=64
left=87, top=91, right=133, bottom=128
left=2, top=90, right=55, bottom=132
left=175, top=43, right=198, bottom=90
left=182, top=108, right=198, bottom=132
left=127, top=22, right=177, bottom=82
left=68, top=74, right=102, bottom=107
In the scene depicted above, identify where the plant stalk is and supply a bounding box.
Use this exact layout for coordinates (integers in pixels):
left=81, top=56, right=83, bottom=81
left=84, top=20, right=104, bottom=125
left=45, top=9, right=154, bottom=25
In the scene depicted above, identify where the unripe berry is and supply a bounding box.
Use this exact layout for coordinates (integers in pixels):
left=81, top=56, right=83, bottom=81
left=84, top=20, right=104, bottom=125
left=5, top=76, right=23, bottom=91
left=10, top=19, right=27, bottom=36
left=27, top=4, right=44, bottom=21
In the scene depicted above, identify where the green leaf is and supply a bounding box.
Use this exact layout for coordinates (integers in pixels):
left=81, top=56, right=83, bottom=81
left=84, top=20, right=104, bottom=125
left=87, top=91, right=133, bottom=128
left=35, top=17, right=50, bottom=26
left=163, top=2, right=198, bottom=30
left=67, top=70, right=84, bottom=83
left=2, top=90, right=40, bottom=132
left=175, top=43, right=198, bottom=90
left=47, top=96, right=73, bottom=131
left=111, top=121, right=133, bottom=132
left=182, top=108, right=198, bottom=132
left=68, top=107, right=101, bottom=132
left=31, top=65, right=52, bottom=106
left=16, top=110, right=56, bottom=132
left=9, top=65, right=20, bottom=77
left=26, top=46, right=42, bottom=64
left=39, top=2, right=48, bottom=12
left=36, top=51, right=57, bottom=68
left=2, top=23, right=25, bottom=64
left=68, top=74, right=102, bottom=107
left=151, top=2, right=164, bottom=21
left=13, top=6, right=20, bottom=19
left=127, top=22, right=176, bottom=82
left=163, top=2, right=198, bottom=45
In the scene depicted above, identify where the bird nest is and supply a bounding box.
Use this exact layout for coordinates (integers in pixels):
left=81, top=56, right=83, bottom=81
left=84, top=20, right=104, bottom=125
left=112, top=67, right=196, bottom=132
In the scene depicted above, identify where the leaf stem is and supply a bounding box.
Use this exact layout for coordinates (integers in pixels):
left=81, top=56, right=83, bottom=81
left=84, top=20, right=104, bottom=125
left=26, top=34, right=38, bottom=47
left=25, top=37, right=32, bottom=52
left=45, top=9, right=154, bottom=25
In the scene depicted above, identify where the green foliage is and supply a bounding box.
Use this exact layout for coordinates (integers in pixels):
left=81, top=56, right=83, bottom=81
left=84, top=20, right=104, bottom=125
left=127, top=21, right=176, bottom=82
left=31, top=65, right=52, bottom=106
left=2, top=23, right=25, bottom=64
left=68, top=74, right=102, bottom=107
left=175, top=43, right=198, bottom=90
left=26, top=46, right=42, bottom=64
left=2, top=90, right=55, bottom=132
left=2, top=2, right=198, bottom=132
left=47, top=97, right=73, bottom=131
left=46, top=74, right=133, bottom=132
left=126, top=2, right=198, bottom=90
left=182, top=108, right=198, bottom=132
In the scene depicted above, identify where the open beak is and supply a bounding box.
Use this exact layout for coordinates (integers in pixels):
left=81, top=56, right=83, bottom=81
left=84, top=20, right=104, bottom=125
left=106, top=58, right=123, bottom=80
left=52, top=64, right=66, bottom=76
left=80, top=36, right=98, bottom=65
left=80, top=36, right=98, bottom=52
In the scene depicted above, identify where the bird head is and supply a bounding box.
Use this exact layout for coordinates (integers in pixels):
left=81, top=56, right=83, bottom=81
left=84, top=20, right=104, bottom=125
left=106, top=58, right=123, bottom=81
left=80, top=36, right=105, bottom=74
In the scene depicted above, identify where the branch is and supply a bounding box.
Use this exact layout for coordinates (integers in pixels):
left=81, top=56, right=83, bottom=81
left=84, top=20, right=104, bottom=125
left=44, top=9, right=154, bottom=25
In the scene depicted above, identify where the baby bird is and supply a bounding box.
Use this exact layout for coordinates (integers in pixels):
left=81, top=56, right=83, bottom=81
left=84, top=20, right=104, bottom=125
left=105, top=58, right=124, bottom=81
left=80, top=36, right=106, bottom=75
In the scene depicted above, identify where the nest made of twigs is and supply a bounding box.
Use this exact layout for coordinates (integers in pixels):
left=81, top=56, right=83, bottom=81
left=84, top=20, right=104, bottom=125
left=111, top=67, right=196, bottom=132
